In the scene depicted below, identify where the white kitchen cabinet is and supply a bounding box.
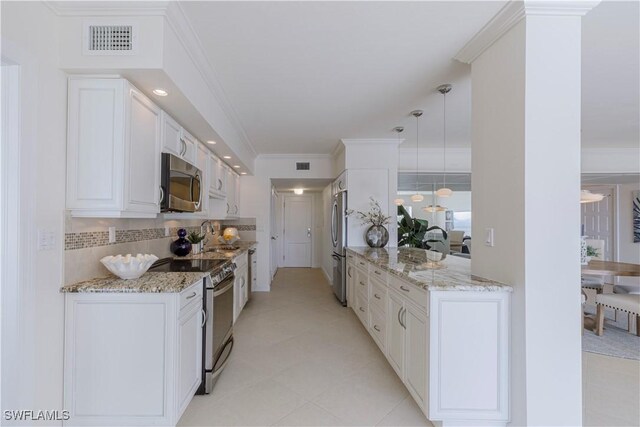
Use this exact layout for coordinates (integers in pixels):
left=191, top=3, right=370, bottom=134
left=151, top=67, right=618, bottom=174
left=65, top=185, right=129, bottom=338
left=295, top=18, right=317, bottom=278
left=161, top=111, right=196, bottom=166
left=176, top=299, right=204, bottom=417
left=387, top=290, right=405, bottom=378
left=63, top=281, right=204, bottom=426
left=66, top=77, right=162, bottom=218
left=347, top=251, right=511, bottom=426
left=209, top=154, right=226, bottom=199
left=404, top=300, right=429, bottom=409
left=346, top=254, right=356, bottom=308
left=233, top=252, right=249, bottom=323
left=226, top=168, right=240, bottom=218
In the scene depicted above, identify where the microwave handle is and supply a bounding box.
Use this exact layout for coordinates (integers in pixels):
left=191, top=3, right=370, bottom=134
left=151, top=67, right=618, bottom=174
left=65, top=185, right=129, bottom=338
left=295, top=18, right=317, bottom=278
left=194, top=171, right=202, bottom=211
left=159, top=186, right=165, bottom=204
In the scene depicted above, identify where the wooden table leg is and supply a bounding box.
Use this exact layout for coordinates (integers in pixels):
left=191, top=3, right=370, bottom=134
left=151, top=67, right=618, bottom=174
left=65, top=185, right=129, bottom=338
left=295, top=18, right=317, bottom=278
left=595, top=304, right=605, bottom=336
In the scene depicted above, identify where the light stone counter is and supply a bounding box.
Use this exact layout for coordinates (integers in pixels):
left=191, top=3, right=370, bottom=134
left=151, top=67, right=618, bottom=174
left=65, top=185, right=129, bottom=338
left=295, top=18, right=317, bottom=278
left=347, top=246, right=512, bottom=292
left=60, top=241, right=258, bottom=293
left=60, top=271, right=207, bottom=293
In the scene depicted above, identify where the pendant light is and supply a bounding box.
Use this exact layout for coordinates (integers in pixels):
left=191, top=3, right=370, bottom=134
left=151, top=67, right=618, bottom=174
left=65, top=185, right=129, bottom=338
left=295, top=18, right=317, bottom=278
left=423, top=205, right=447, bottom=213
left=435, top=84, right=453, bottom=198
left=580, top=190, right=605, bottom=203
left=410, top=110, right=424, bottom=203
left=393, top=126, right=405, bottom=206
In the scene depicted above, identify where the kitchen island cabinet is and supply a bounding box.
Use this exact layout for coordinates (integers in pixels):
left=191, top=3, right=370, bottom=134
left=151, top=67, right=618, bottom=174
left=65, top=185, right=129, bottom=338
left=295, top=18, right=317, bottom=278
left=346, top=247, right=512, bottom=427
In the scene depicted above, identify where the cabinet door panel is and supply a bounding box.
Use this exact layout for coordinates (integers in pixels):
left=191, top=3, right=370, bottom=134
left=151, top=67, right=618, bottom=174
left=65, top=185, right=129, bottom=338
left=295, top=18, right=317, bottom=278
left=387, top=291, right=405, bottom=378
left=127, top=88, right=161, bottom=212
left=180, top=129, right=198, bottom=165
left=405, top=303, right=428, bottom=409
left=161, top=112, right=182, bottom=157
left=177, top=304, right=202, bottom=416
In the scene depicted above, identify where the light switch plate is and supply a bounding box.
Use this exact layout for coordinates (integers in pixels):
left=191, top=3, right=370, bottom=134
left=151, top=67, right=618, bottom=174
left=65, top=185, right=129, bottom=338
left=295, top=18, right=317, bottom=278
left=485, top=228, right=494, bottom=247
left=108, top=226, right=116, bottom=243
left=165, top=226, right=170, bottom=237
left=37, top=229, right=56, bottom=251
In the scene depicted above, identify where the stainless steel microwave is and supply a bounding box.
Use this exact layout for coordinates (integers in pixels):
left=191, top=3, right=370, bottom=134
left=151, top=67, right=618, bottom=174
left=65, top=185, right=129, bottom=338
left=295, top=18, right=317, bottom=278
left=160, top=153, right=202, bottom=213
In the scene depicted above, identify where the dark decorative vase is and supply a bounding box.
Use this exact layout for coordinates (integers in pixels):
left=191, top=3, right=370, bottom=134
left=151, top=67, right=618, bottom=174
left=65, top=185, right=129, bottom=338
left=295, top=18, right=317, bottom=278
left=365, top=225, right=389, bottom=248
left=170, top=228, right=192, bottom=257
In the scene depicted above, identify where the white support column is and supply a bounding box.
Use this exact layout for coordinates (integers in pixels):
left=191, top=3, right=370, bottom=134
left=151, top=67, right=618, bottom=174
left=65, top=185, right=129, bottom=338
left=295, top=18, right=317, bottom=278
left=456, top=1, right=600, bottom=425
left=341, top=139, right=401, bottom=248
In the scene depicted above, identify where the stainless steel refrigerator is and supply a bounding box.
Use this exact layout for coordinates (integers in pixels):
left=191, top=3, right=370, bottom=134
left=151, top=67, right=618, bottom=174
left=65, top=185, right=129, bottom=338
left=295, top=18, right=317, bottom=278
left=331, top=190, right=347, bottom=305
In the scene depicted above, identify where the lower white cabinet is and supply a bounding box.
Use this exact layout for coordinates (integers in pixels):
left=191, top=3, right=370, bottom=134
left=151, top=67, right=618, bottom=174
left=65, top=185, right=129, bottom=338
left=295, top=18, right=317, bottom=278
left=348, top=251, right=511, bottom=427
left=233, top=252, right=249, bottom=323
left=63, top=281, right=204, bottom=426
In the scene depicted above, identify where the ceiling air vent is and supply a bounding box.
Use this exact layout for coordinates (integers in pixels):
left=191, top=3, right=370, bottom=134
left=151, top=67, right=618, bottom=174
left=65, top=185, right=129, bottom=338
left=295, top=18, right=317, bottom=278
left=296, top=162, right=310, bottom=171
left=83, top=23, right=137, bottom=55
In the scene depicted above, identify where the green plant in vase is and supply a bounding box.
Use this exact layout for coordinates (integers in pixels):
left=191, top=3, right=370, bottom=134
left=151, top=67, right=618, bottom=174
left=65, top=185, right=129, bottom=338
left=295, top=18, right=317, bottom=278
left=187, top=231, right=206, bottom=254
left=397, top=204, right=448, bottom=249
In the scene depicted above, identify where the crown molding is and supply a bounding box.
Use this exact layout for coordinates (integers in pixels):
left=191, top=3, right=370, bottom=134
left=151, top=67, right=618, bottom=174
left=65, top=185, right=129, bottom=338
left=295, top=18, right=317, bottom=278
left=455, top=0, right=600, bottom=64
left=257, top=153, right=333, bottom=160
left=341, top=138, right=405, bottom=146
left=45, top=1, right=170, bottom=16
left=330, top=142, right=345, bottom=158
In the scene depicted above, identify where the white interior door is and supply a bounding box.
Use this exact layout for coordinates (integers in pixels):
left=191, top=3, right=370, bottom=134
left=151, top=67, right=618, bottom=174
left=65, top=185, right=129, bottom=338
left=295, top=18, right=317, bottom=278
left=283, top=195, right=312, bottom=267
left=581, top=185, right=615, bottom=261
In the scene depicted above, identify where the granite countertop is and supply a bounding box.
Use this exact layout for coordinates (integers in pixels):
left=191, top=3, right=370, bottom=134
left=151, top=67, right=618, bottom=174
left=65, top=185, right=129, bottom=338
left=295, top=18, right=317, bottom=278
left=60, top=241, right=258, bottom=294
left=60, top=271, right=208, bottom=293
left=347, top=247, right=512, bottom=292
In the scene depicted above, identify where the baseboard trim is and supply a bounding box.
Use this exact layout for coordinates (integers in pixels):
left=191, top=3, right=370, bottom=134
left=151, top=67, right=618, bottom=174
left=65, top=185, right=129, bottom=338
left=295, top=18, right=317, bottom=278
left=322, top=267, right=332, bottom=286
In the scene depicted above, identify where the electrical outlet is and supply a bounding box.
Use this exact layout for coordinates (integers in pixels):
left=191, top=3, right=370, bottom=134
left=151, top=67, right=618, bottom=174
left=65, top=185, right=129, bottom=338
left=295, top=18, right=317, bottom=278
left=108, top=226, right=116, bottom=243
left=484, top=228, right=494, bottom=247
left=165, top=226, right=170, bottom=237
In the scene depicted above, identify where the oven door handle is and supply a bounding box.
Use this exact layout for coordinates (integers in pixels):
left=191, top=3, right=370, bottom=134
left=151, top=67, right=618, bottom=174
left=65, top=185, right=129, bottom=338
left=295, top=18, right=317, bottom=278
left=213, top=281, right=234, bottom=297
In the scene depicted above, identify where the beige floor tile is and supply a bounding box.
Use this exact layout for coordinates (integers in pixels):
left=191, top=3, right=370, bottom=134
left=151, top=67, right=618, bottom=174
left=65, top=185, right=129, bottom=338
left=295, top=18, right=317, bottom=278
left=273, top=402, right=347, bottom=427
left=178, top=378, right=306, bottom=426
left=377, top=396, right=434, bottom=427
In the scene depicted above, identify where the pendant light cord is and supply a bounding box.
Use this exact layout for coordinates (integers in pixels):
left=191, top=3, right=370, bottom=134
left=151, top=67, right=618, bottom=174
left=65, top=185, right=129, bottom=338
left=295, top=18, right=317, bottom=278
left=415, top=114, right=419, bottom=194
left=443, top=91, right=447, bottom=188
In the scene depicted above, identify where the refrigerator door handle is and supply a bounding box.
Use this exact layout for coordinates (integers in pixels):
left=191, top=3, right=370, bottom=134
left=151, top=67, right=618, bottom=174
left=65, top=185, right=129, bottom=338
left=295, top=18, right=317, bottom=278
left=331, top=199, right=338, bottom=247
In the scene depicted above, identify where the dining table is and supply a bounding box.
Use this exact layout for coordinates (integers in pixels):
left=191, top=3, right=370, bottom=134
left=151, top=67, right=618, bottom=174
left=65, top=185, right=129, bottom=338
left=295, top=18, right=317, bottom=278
left=581, top=260, right=640, bottom=277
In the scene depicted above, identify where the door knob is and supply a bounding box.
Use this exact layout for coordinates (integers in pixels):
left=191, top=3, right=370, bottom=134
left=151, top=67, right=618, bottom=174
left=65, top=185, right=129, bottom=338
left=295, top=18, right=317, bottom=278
left=307, top=228, right=311, bottom=238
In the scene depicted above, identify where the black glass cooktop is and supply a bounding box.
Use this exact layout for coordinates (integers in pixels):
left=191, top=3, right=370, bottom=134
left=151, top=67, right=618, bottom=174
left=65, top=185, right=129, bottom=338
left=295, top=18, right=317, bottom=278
left=148, top=257, right=227, bottom=273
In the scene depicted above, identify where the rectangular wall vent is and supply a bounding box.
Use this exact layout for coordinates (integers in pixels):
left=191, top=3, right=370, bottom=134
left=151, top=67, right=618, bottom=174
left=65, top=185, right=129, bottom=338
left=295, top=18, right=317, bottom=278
left=296, top=162, right=310, bottom=171
left=83, top=23, right=137, bottom=55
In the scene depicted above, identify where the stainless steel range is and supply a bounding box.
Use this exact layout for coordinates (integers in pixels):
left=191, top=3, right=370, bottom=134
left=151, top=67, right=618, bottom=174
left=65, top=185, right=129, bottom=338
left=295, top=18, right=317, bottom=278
left=149, top=257, right=236, bottom=394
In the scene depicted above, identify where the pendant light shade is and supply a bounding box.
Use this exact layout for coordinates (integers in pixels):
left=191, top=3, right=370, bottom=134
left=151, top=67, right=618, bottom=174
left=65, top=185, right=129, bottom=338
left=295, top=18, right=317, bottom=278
left=436, top=84, right=453, bottom=198
left=411, top=110, right=424, bottom=203
left=580, top=190, right=605, bottom=204
left=423, top=205, right=447, bottom=213
left=394, top=198, right=405, bottom=206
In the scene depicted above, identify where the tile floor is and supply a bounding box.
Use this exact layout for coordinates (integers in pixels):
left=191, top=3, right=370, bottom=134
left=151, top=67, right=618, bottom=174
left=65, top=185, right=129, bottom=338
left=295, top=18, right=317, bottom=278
left=178, top=268, right=640, bottom=427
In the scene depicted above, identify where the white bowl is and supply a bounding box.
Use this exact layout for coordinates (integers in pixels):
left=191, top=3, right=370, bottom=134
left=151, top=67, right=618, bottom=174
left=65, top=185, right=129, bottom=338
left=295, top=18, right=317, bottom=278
left=100, top=254, right=159, bottom=280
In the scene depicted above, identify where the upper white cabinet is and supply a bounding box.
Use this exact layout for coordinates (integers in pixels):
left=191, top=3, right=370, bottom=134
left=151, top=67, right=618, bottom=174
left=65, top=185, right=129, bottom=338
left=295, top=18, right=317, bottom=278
left=67, top=77, right=161, bottom=218
left=208, top=154, right=226, bottom=199
left=161, top=112, right=197, bottom=166
left=225, top=168, right=240, bottom=218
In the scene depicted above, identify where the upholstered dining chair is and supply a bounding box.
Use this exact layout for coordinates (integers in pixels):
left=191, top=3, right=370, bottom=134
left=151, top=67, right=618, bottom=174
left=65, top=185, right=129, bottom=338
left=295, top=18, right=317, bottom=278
left=595, top=293, right=640, bottom=336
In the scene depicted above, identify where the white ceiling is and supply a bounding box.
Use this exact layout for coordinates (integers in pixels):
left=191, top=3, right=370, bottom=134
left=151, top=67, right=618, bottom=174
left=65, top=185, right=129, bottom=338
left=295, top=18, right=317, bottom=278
left=181, top=1, right=638, bottom=155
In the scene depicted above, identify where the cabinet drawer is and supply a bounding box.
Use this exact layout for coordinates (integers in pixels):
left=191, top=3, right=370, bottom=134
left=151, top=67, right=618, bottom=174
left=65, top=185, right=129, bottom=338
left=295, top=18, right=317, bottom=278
left=389, top=277, right=428, bottom=313
left=355, top=257, right=368, bottom=270
left=234, top=252, right=248, bottom=267
left=369, top=264, right=388, bottom=283
left=355, top=291, right=369, bottom=327
left=369, top=278, right=387, bottom=313
left=180, top=281, right=203, bottom=310
left=369, top=305, right=386, bottom=351
left=355, top=270, right=368, bottom=300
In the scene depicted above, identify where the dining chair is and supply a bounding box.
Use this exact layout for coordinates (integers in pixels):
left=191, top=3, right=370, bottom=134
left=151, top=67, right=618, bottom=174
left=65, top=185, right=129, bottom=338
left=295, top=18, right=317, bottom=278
left=595, top=293, right=640, bottom=336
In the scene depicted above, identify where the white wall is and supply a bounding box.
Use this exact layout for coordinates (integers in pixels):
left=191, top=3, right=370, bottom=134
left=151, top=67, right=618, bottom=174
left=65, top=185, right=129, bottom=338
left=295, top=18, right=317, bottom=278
left=1, top=1, right=67, bottom=420
left=256, top=154, right=334, bottom=179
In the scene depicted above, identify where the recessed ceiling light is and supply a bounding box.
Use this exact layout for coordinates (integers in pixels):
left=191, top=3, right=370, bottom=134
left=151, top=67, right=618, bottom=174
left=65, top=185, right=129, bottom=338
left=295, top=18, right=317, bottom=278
left=152, top=88, right=168, bottom=96
left=294, top=188, right=304, bottom=195
left=240, top=172, right=247, bottom=175
left=207, top=140, right=216, bottom=145
left=233, top=165, right=240, bottom=168
left=223, top=156, right=231, bottom=159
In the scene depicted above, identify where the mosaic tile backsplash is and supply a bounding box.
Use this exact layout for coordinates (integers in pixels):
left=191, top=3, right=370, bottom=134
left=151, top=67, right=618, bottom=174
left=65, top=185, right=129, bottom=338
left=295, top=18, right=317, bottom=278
left=65, top=224, right=257, bottom=250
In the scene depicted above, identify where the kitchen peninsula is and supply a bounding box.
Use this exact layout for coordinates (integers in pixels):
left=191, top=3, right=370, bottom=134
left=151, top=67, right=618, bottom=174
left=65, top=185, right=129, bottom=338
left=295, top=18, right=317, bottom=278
left=346, top=247, right=512, bottom=427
